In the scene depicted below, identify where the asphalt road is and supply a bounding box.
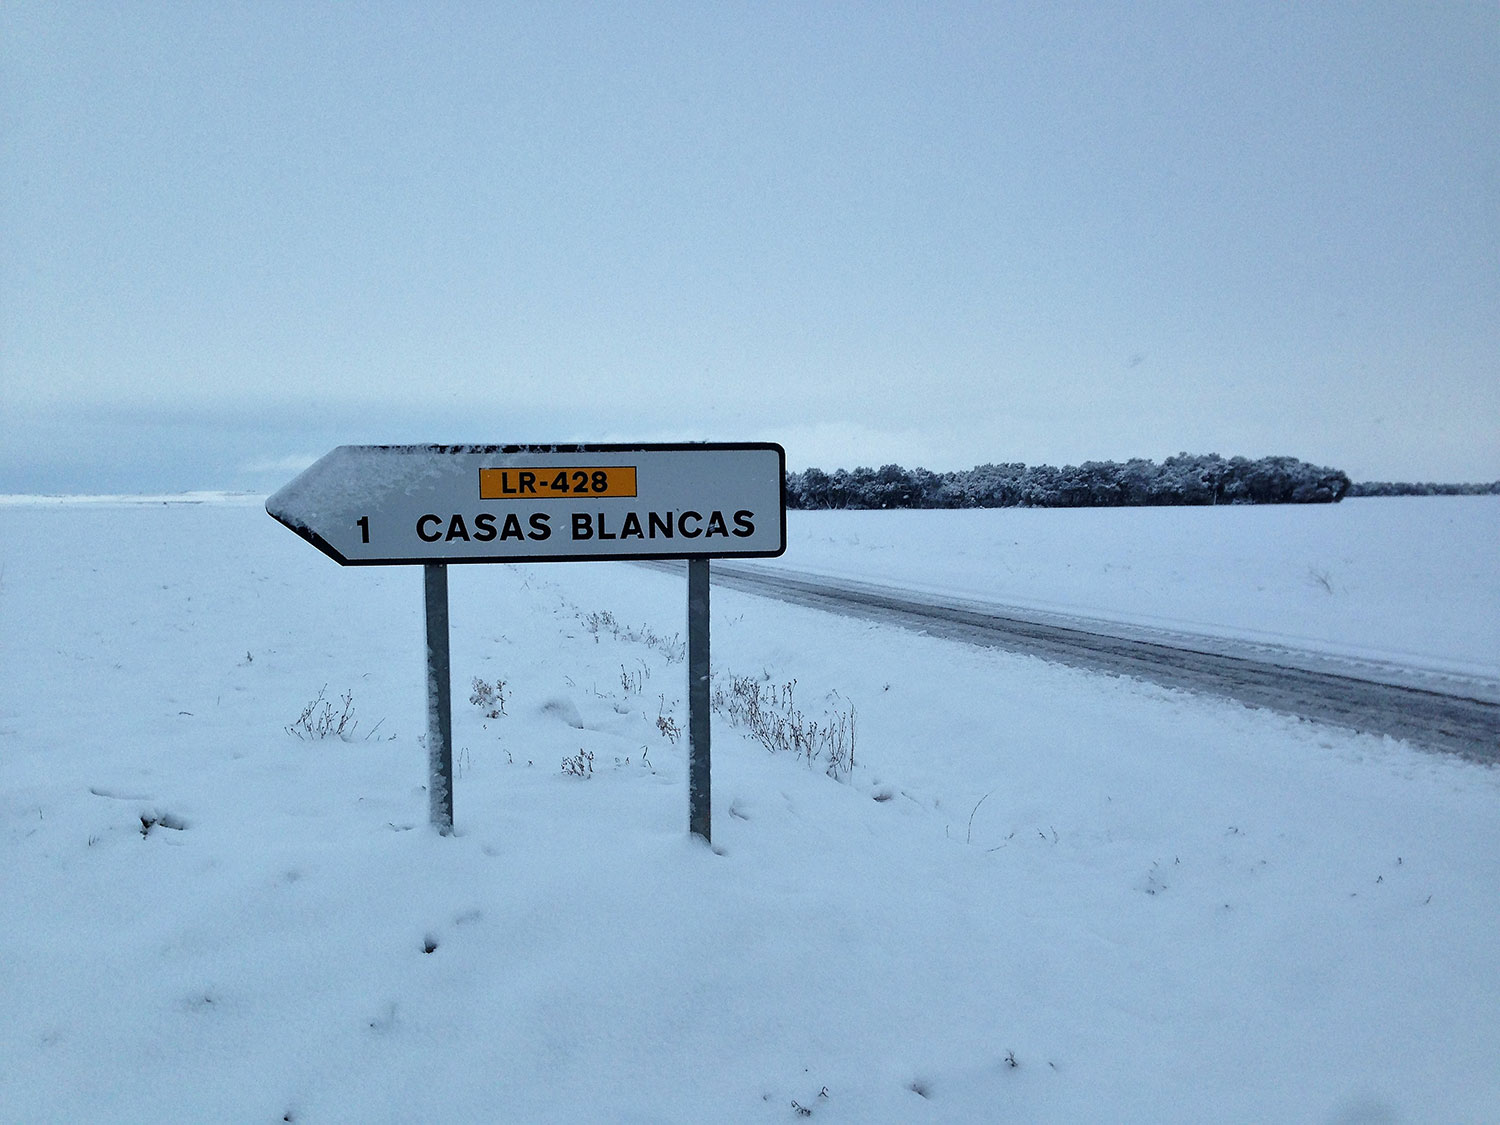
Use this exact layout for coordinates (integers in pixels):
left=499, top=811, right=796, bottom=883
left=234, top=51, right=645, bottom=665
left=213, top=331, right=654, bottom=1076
left=644, top=560, right=1500, bottom=765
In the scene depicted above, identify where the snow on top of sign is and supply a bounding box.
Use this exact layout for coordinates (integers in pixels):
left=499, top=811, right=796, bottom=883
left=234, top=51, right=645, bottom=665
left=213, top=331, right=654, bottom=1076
left=266, top=446, right=457, bottom=527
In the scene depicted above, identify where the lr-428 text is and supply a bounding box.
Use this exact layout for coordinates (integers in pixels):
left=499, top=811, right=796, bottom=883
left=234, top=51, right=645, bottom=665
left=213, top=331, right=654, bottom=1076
left=478, top=466, right=637, bottom=499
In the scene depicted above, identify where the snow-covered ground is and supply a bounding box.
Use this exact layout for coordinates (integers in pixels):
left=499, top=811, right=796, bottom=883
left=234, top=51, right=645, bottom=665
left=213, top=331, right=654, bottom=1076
left=3, top=495, right=1497, bottom=1122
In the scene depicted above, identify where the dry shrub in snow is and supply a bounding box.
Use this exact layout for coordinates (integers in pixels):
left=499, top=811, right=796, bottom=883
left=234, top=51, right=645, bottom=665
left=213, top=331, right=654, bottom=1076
left=285, top=685, right=358, bottom=741
left=713, top=675, right=856, bottom=779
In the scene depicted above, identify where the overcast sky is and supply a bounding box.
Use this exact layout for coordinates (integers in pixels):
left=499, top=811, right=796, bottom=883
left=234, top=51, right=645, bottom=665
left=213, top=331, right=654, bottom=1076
left=3, top=1, right=1496, bottom=494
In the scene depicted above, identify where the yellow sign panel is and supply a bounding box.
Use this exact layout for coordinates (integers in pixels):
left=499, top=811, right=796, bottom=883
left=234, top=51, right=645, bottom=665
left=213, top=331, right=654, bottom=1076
left=479, top=466, right=638, bottom=500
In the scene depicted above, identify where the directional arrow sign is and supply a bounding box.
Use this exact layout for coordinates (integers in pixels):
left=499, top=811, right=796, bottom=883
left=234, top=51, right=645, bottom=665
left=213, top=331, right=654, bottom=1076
left=266, top=443, right=787, bottom=565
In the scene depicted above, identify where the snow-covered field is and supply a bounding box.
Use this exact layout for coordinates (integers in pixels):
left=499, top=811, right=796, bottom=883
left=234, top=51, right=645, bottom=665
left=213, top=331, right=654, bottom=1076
left=3, top=495, right=1497, bottom=1122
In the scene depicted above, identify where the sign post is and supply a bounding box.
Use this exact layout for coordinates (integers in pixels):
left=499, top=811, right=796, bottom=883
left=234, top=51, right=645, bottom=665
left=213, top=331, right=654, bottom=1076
left=267, top=443, right=786, bottom=842
left=424, top=563, right=454, bottom=834
left=687, top=557, right=711, bottom=842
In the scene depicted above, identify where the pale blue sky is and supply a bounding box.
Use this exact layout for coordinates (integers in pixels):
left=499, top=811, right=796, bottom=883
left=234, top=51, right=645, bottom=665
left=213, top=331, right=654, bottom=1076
left=3, top=1, right=1496, bottom=493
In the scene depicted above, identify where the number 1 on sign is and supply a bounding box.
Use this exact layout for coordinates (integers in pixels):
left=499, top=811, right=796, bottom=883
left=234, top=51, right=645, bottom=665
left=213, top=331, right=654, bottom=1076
left=357, top=516, right=370, bottom=543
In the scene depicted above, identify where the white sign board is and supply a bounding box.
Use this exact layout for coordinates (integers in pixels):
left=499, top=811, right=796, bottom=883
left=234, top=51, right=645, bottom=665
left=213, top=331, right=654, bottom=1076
left=267, top=443, right=786, bottom=565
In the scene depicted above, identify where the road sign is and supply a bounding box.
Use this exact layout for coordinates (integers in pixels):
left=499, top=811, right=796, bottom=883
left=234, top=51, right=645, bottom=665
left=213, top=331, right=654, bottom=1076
left=266, top=443, right=786, bottom=565
left=268, top=441, right=785, bottom=842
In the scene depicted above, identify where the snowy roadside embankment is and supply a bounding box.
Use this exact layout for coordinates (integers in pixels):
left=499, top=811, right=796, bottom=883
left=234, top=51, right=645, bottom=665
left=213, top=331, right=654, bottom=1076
left=2, top=498, right=1497, bottom=1122
left=756, top=497, right=1500, bottom=678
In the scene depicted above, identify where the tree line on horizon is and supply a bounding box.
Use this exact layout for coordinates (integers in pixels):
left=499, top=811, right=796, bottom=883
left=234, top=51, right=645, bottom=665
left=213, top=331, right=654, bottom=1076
left=785, top=453, right=1356, bottom=509
left=1346, top=480, right=1500, bottom=497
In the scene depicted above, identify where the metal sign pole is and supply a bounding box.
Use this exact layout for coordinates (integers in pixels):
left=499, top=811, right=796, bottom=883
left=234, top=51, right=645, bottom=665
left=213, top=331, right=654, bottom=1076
left=688, top=557, right=711, bottom=843
left=424, top=562, right=454, bottom=835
